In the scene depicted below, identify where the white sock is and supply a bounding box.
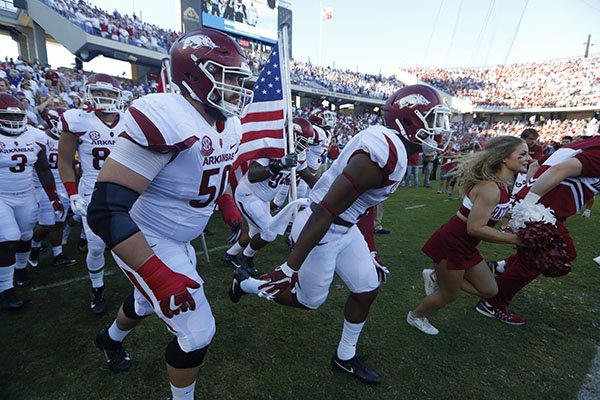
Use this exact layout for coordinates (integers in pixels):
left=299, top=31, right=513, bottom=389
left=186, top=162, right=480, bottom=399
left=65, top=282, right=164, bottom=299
left=89, top=269, right=104, bottom=288
left=336, top=319, right=365, bottom=361
left=240, top=277, right=267, bottom=294
left=15, top=251, right=30, bottom=270
left=62, top=224, right=72, bottom=245
left=170, top=381, right=196, bottom=400
left=32, top=240, right=42, bottom=249
left=108, top=320, right=131, bottom=342
left=226, top=242, right=244, bottom=256
left=0, top=264, right=15, bottom=291
left=496, top=260, right=506, bottom=274
left=242, top=246, right=256, bottom=257
left=52, top=246, right=62, bottom=257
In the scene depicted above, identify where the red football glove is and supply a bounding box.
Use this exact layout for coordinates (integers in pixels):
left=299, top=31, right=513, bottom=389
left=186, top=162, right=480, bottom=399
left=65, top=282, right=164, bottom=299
left=136, top=255, right=200, bottom=318
left=43, top=183, right=65, bottom=219
left=217, top=194, right=244, bottom=243
left=258, top=262, right=298, bottom=300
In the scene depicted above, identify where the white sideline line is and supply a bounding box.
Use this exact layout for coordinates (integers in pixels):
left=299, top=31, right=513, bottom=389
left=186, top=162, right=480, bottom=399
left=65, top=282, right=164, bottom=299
left=404, top=204, right=425, bottom=210
left=28, top=244, right=232, bottom=292
left=578, top=345, right=600, bottom=399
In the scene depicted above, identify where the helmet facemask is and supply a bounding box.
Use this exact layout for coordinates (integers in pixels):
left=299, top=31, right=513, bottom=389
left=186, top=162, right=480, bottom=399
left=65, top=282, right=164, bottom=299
left=86, top=83, right=123, bottom=113
left=186, top=55, right=253, bottom=118
left=396, top=104, right=452, bottom=152
left=0, top=109, right=27, bottom=136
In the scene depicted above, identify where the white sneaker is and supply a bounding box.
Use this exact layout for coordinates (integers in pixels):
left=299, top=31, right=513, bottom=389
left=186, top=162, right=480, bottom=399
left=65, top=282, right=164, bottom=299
left=406, top=311, right=439, bottom=335
left=422, top=269, right=438, bottom=296
left=593, top=255, right=600, bottom=266
left=582, top=209, right=591, bottom=218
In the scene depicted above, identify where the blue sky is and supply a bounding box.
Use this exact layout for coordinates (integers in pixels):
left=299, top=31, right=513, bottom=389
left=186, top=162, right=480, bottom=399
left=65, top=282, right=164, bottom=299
left=2, top=0, right=600, bottom=76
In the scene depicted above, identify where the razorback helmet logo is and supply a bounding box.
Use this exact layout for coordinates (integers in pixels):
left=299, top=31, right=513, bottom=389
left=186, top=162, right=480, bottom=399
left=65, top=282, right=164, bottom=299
left=200, top=135, right=214, bottom=156
left=394, top=94, right=431, bottom=109
left=182, top=34, right=218, bottom=50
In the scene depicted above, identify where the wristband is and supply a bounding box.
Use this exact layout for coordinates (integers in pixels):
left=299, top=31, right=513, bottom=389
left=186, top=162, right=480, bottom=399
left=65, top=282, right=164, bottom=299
left=64, top=181, right=78, bottom=197
left=523, top=192, right=541, bottom=205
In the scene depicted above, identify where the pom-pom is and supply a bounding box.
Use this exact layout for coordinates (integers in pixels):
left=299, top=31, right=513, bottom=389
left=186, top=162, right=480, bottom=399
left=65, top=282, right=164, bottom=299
left=508, top=200, right=556, bottom=231
left=515, top=221, right=571, bottom=277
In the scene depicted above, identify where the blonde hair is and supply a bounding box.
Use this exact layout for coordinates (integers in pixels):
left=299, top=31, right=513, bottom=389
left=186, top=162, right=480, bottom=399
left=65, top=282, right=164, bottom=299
left=455, top=135, right=525, bottom=195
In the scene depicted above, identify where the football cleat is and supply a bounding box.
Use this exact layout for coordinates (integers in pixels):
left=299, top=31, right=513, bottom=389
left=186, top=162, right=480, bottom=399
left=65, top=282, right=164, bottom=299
left=28, top=247, right=41, bottom=268
left=53, top=253, right=77, bottom=267
left=486, top=260, right=502, bottom=276
left=220, top=252, right=241, bottom=269
left=239, top=254, right=259, bottom=277
left=0, top=288, right=24, bottom=310
left=13, top=268, right=31, bottom=287
left=331, top=352, right=381, bottom=385
left=475, top=299, right=525, bottom=325
left=94, top=325, right=132, bottom=372
left=229, top=267, right=250, bottom=303
left=91, top=286, right=107, bottom=315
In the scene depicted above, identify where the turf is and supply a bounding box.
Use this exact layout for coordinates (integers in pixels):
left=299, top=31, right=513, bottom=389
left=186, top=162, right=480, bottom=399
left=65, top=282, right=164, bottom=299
left=2, top=183, right=599, bottom=400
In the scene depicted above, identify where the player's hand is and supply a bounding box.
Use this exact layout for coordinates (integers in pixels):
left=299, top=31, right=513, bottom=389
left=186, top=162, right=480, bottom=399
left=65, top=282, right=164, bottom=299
left=136, top=255, right=200, bottom=318
left=69, top=194, right=88, bottom=217
left=227, top=222, right=242, bottom=243
left=258, top=262, right=298, bottom=300
left=51, top=200, right=65, bottom=220
left=371, top=251, right=389, bottom=283
left=279, top=153, right=297, bottom=168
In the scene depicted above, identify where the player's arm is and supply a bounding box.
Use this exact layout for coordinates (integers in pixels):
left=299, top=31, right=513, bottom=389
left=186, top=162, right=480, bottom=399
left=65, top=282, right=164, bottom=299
left=57, top=130, right=79, bottom=194
left=525, top=158, right=583, bottom=203
left=34, top=150, right=63, bottom=216
left=286, top=153, right=384, bottom=269
left=298, top=167, right=318, bottom=188
left=467, top=181, right=520, bottom=245
left=248, top=154, right=297, bottom=183
left=87, top=140, right=198, bottom=318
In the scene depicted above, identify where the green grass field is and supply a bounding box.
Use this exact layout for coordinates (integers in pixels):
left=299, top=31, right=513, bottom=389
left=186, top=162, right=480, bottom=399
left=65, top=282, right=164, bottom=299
left=2, top=182, right=599, bottom=400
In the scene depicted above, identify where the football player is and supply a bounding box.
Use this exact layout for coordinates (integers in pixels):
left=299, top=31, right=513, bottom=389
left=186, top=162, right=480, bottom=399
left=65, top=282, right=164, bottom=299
left=0, top=94, right=64, bottom=310
left=28, top=108, right=77, bottom=268
left=221, top=117, right=317, bottom=276
left=57, top=73, right=126, bottom=314
left=475, top=135, right=600, bottom=324
left=228, top=84, right=452, bottom=384
left=86, top=28, right=252, bottom=400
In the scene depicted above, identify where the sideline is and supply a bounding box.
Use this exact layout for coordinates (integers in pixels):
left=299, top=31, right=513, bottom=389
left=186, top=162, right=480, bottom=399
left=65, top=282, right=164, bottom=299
left=404, top=204, right=425, bottom=210
left=28, top=244, right=231, bottom=292
left=578, top=346, right=600, bottom=400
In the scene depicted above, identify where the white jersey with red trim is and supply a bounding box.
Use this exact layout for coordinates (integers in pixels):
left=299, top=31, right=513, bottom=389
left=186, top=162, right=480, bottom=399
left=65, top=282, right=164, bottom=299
left=236, top=151, right=308, bottom=202
left=307, top=126, right=330, bottom=170
left=32, top=133, right=62, bottom=188
left=122, top=93, right=241, bottom=241
left=309, top=125, right=406, bottom=224
left=0, top=126, right=47, bottom=194
left=59, top=108, right=125, bottom=195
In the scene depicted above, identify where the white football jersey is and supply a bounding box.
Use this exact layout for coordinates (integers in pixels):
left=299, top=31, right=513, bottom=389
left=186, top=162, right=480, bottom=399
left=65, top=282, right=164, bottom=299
left=236, top=151, right=308, bottom=202
left=309, top=125, right=407, bottom=224
left=307, top=126, right=330, bottom=170
left=59, top=108, right=125, bottom=195
left=32, top=133, right=62, bottom=188
left=0, top=126, right=47, bottom=194
left=121, top=93, right=241, bottom=241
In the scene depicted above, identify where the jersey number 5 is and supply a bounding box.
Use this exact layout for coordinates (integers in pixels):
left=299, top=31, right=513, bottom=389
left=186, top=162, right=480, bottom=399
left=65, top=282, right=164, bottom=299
left=189, top=165, right=231, bottom=208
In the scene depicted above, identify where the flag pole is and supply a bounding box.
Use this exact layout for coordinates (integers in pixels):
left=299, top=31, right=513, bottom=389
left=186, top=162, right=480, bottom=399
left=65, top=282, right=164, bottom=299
left=161, top=57, right=173, bottom=93
left=279, top=24, right=297, bottom=202
left=319, top=1, right=323, bottom=66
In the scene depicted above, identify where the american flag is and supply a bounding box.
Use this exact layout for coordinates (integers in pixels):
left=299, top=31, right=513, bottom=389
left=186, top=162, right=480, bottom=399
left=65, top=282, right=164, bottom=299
left=232, top=41, right=287, bottom=182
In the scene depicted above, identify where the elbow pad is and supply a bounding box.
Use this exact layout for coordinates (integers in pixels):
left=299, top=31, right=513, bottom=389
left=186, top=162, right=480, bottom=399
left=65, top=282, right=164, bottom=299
left=87, top=182, right=141, bottom=249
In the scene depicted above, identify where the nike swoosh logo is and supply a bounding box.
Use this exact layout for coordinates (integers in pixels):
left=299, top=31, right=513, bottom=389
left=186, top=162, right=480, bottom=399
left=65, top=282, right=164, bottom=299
left=230, top=144, right=237, bottom=149
left=316, top=241, right=328, bottom=246
left=169, top=297, right=179, bottom=311
left=334, top=360, right=353, bottom=373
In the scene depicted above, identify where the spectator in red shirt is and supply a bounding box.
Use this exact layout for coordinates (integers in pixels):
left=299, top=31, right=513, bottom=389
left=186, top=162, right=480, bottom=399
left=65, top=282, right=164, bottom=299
left=521, top=128, right=544, bottom=161
left=403, top=151, right=420, bottom=188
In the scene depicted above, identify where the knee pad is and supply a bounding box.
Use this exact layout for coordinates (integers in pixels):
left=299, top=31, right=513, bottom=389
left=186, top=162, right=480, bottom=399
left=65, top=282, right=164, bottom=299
left=122, top=293, right=148, bottom=320
left=87, top=240, right=105, bottom=258
left=165, top=339, right=208, bottom=369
